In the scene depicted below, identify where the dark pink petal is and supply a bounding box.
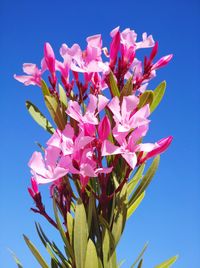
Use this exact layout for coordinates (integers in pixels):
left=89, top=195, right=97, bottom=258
left=98, top=115, right=111, bottom=141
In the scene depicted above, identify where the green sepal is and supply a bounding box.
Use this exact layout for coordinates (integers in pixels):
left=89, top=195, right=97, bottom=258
left=74, top=199, right=89, bottom=268
left=129, top=156, right=160, bottom=206
left=150, top=81, right=166, bottom=113
left=23, top=234, right=49, bottom=268
left=154, top=255, right=178, bottom=268
left=26, top=101, right=55, bottom=134
left=109, top=71, right=120, bottom=97
left=84, top=239, right=98, bottom=268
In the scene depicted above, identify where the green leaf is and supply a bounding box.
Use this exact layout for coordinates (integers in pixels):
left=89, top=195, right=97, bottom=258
left=127, top=164, right=145, bottom=198
left=36, top=223, right=69, bottom=268
left=117, top=259, right=125, bottom=268
left=120, top=77, right=133, bottom=99
left=154, top=255, right=178, bottom=268
left=112, top=184, right=127, bottom=247
left=127, top=192, right=145, bottom=219
left=53, top=198, right=74, bottom=259
left=109, top=72, right=120, bottom=97
left=35, top=223, right=63, bottom=268
left=45, top=95, right=66, bottom=130
left=23, top=235, right=49, bottom=268
left=66, top=212, right=74, bottom=246
left=150, top=81, right=166, bottom=113
left=84, top=239, right=98, bottom=268
left=87, top=193, right=95, bottom=233
left=59, top=84, right=68, bottom=108
left=131, top=242, right=148, bottom=268
left=41, top=80, right=51, bottom=96
left=102, top=227, right=116, bottom=268
left=74, top=199, right=89, bottom=268
left=137, top=259, right=143, bottom=268
left=138, top=90, right=154, bottom=109
left=8, top=249, right=23, bottom=268
left=26, top=101, right=55, bottom=134
left=129, top=156, right=160, bottom=206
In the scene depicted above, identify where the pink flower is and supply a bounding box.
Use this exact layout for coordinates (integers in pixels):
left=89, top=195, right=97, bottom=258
left=66, top=94, right=109, bottom=134
left=102, top=125, right=154, bottom=169
left=14, top=62, right=45, bottom=86
left=28, top=147, right=70, bottom=184
left=108, top=95, right=150, bottom=138
left=44, top=42, right=56, bottom=74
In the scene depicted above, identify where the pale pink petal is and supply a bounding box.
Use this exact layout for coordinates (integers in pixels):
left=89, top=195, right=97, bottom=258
left=87, top=94, right=97, bottom=114
left=97, top=95, right=109, bottom=113
left=66, top=100, right=82, bottom=122
left=23, top=63, right=38, bottom=75
left=122, top=152, right=137, bottom=169
left=101, top=140, right=122, bottom=156
left=121, top=95, right=139, bottom=119
left=95, top=166, right=113, bottom=174
left=28, top=152, right=47, bottom=177
left=108, top=97, right=121, bottom=122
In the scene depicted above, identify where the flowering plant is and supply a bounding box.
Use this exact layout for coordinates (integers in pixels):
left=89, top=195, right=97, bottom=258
left=14, top=27, right=177, bottom=268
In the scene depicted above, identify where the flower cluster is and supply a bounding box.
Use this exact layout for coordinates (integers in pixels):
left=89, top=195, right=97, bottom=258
left=15, top=26, right=172, bottom=224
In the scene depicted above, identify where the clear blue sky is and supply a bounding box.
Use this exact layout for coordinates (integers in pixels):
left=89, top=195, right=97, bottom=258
left=0, top=0, right=199, bottom=267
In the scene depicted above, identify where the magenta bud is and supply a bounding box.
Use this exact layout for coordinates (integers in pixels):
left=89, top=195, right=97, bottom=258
left=110, top=31, right=120, bottom=68
left=152, top=54, right=173, bottom=70
left=44, top=42, right=56, bottom=74
left=141, top=136, right=173, bottom=163
left=28, top=187, right=34, bottom=198
left=31, top=177, right=39, bottom=194
left=98, top=115, right=111, bottom=141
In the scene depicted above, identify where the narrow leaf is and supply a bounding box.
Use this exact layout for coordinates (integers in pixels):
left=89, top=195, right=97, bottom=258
left=53, top=198, right=74, bottom=259
left=23, top=235, right=48, bottom=268
left=154, top=255, right=178, bottom=268
left=131, top=243, right=148, bottom=268
left=127, top=192, right=145, bottom=219
left=150, top=81, right=166, bottom=113
left=8, top=249, right=23, bottom=268
left=127, top=164, right=145, bottom=198
left=41, top=80, right=51, bottom=96
left=45, top=95, right=66, bottom=130
left=129, top=156, right=160, bottom=206
left=59, top=84, right=68, bottom=107
left=84, top=239, right=98, bottom=268
left=137, top=259, right=143, bottom=268
left=120, top=77, right=133, bottom=99
left=74, top=199, right=88, bottom=268
left=138, top=90, right=154, bottom=109
left=66, top=212, right=74, bottom=245
left=26, top=101, right=55, bottom=134
left=109, top=72, right=120, bottom=97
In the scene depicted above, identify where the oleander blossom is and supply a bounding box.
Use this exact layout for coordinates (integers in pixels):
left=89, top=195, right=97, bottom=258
left=15, top=26, right=173, bottom=219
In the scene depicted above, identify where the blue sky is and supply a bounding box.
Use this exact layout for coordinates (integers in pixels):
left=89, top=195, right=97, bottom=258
left=0, top=0, right=199, bottom=267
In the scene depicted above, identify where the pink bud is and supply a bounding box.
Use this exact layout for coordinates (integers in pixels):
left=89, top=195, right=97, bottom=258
left=152, top=54, right=173, bottom=70
left=140, top=136, right=173, bottom=163
left=110, top=30, right=120, bottom=68
left=44, top=42, right=56, bottom=74
left=149, top=42, right=158, bottom=62
left=31, top=177, right=39, bottom=194
left=98, top=115, right=111, bottom=141
left=28, top=187, right=34, bottom=198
